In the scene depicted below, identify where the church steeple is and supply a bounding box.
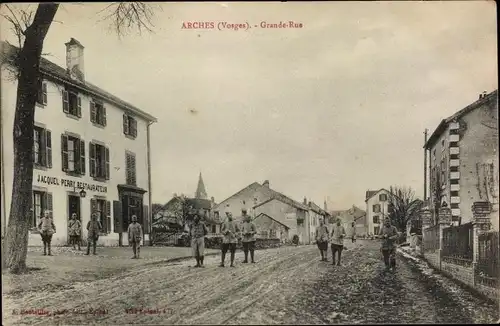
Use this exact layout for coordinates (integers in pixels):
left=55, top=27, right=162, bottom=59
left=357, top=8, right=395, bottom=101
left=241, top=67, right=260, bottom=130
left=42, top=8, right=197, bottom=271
left=195, top=172, right=208, bottom=199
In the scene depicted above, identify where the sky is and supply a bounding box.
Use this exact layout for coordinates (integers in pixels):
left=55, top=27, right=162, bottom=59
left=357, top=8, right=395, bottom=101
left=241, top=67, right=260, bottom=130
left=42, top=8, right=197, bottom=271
left=1, top=2, right=497, bottom=210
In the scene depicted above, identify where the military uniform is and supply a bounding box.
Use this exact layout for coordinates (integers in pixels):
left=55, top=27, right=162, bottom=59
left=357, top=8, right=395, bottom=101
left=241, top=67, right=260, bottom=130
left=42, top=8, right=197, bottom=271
left=128, top=221, right=143, bottom=258
left=241, top=218, right=257, bottom=263
left=190, top=221, right=208, bottom=267
left=38, top=216, right=56, bottom=255
left=220, top=219, right=240, bottom=267
left=86, top=219, right=102, bottom=255
left=68, top=218, right=82, bottom=250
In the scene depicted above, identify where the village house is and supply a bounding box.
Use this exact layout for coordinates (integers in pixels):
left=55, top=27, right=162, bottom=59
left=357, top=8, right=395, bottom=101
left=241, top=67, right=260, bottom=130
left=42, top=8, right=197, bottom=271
left=212, top=180, right=321, bottom=244
left=307, top=200, right=330, bottom=243
left=365, top=189, right=391, bottom=235
left=0, top=39, right=157, bottom=246
left=330, top=205, right=367, bottom=236
left=253, top=213, right=290, bottom=243
left=424, top=90, right=499, bottom=229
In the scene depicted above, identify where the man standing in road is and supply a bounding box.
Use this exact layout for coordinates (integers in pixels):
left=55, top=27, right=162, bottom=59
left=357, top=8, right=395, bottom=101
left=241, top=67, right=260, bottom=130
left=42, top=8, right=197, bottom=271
left=128, top=215, right=143, bottom=259
left=86, top=212, right=102, bottom=256
left=68, top=213, right=82, bottom=251
left=330, top=218, right=346, bottom=266
left=241, top=209, right=257, bottom=264
left=190, top=212, right=208, bottom=268
left=38, top=210, right=56, bottom=256
left=220, top=212, right=239, bottom=267
left=378, top=218, right=399, bottom=271
left=315, top=218, right=329, bottom=262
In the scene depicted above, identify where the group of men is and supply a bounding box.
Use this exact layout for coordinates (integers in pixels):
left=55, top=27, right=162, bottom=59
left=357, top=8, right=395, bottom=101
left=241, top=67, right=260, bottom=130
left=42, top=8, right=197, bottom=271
left=37, top=210, right=143, bottom=258
left=315, top=217, right=400, bottom=271
left=188, top=208, right=257, bottom=268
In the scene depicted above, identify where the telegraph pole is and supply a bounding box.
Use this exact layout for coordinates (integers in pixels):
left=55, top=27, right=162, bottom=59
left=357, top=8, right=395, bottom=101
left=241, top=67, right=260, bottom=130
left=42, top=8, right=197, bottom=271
left=423, top=129, right=428, bottom=202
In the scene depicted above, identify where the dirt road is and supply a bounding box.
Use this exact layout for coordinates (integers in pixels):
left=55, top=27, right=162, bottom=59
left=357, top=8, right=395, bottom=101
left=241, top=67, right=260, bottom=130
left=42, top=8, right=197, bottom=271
left=3, top=241, right=498, bottom=325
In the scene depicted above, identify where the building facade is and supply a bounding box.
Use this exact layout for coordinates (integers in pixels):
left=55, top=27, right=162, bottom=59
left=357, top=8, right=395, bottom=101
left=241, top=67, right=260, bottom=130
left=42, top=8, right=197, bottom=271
left=365, top=189, right=391, bottom=235
left=424, top=90, right=499, bottom=228
left=330, top=205, right=367, bottom=237
left=1, top=39, right=157, bottom=246
left=253, top=213, right=290, bottom=242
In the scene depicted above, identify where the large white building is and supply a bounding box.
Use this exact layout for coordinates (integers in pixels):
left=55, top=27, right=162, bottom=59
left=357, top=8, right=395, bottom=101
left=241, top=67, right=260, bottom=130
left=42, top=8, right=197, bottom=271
left=365, top=188, right=390, bottom=235
left=0, top=38, right=157, bottom=246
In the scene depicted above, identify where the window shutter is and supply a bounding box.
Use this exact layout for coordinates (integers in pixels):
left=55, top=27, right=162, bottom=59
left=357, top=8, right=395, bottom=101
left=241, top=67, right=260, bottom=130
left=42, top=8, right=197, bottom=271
left=62, top=90, right=69, bottom=113
left=113, top=200, right=123, bottom=233
left=131, top=119, right=137, bottom=137
left=106, top=201, right=112, bottom=233
left=42, top=82, right=48, bottom=105
left=79, top=140, right=86, bottom=175
left=102, top=106, right=107, bottom=127
left=74, top=139, right=81, bottom=173
left=61, top=134, right=69, bottom=172
left=45, top=130, right=52, bottom=168
left=90, top=198, right=97, bottom=216
left=123, top=114, right=129, bottom=135
left=143, top=205, right=149, bottom=235
left=105, top=147, right=110, bottom=180
left=90, top=101, right=96, bottom=123
left=46, top=192, right=53, bottom=218
left=89, top=143, right=96, bottom=177
left=77, top=96, right=82, bottom=117
left=40, top=129, right=47, bottom=166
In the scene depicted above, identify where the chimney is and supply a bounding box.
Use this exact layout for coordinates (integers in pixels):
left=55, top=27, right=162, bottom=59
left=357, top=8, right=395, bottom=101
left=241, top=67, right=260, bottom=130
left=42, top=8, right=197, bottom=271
left=303, top=197, right=307, bottom=205
left=211, top=196, right=215, bottom=203
left=263, top=180, right=270, bottom=188
left=65, top=38, right=85, bottom=81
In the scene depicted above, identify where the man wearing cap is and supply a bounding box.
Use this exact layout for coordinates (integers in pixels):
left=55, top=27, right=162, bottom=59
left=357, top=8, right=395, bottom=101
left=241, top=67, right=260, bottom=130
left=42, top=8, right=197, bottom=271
left=315, top=218, right=329, bottom=262
left=220, top=212, right=239, bottom=267
left=190, top=212, right=208, bottom=267
left=128, top=215, right=143, bottom=259
left=240, top=209, right=257, bottom=264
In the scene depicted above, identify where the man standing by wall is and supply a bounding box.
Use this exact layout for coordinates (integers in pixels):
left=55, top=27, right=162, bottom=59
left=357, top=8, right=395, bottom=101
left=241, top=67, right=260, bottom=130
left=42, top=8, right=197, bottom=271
left=241, top=209, right=257, bottom=264
left=220, top=212, right=239, bottom=267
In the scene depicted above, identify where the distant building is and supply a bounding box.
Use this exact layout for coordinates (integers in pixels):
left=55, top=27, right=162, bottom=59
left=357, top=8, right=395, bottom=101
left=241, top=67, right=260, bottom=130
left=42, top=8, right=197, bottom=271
left=330, top=205, right=367, bottom=236
left=253, top=213, right=290, bottom=243
left=365, top=189, right=391, bottom=235
left=212, top=180, right=326, bottom=244
left=424, top=90, right=498, bottom=228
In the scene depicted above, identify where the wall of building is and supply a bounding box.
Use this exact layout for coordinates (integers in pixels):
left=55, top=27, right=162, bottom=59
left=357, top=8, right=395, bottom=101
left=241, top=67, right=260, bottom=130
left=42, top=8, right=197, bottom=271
left=428, top=128, right=451, bottom=217
left=1, top=67, right=151, bottom=246
left=253, top=214, right=289, bottom=241
left=458, top=99, right=499, bottom=225
left=366, top=190, right=390, bottom=235
left=212, top=183, right=267, bottom=220
left=253, top=199, right=299, bottom=240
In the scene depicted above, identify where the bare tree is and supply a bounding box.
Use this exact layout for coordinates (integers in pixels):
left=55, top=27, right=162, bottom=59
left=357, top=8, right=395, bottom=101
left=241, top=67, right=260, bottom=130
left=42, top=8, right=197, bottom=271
left=387, top=186, right=424, bottom=233
left=1, top=3, right=158, bottom=274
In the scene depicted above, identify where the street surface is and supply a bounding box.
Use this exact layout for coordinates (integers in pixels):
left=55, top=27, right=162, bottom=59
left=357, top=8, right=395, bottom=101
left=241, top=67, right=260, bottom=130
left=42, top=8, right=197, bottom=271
left=3, top=240, right=498, bottom=325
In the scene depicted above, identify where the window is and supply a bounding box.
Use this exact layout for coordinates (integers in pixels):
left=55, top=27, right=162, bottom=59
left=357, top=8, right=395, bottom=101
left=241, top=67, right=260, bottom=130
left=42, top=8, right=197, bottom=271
left=33, top=126, right=52, bottom=168
left=32, top=191, right=52, bottom=228
left=242, top=200, right=246, bottom=205
left=91, top=198, right=111, bottom=234
left=90, top=100, right=107, bottom=127
left=61, top=134, right=85, bottom=174
left=374, top=226, right=380, bottom=235
left=372, top=204, right=381, bottom=213
left=433, top=149, right=436, bottom=160
left=211, top=225, right=216, bottom=234
left=37, top=82, right=47, bottom=106
left=126, top=152, right=137, bottom=186
left=270, top=229, right=276, bottom=238
left=373, top=215, right=380, bottom=224
left=62, top=88, right=82, bottom=118
left=90, top=142, right=110, bottom=180
left=379, top=194, right=387, bottom=202
left=123, top=114, right=138, bottom=138
left=440, top=159, right=446, bottom=185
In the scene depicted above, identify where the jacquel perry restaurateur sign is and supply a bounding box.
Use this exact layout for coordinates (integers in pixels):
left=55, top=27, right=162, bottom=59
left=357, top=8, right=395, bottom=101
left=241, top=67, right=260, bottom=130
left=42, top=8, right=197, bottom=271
left=36, top=174, right=107, bottom=193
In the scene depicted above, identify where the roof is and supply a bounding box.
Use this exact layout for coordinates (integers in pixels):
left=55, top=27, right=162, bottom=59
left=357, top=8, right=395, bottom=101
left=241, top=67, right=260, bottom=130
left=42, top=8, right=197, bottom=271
left=254, top=213, right=291, bottom=230
left=1, top=41, right=157, bottom=123
left=424, top=89, right=498, bottom=149
left=214, top=181, right=308, bottom=211
left=365, top=188, right=390, bottom=202
left=185, top=198, right=212, bottom=210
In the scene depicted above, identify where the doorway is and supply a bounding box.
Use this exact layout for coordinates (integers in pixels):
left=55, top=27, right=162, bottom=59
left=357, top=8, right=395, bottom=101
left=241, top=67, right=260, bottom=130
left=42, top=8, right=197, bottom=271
left=67, top=194, right=81, bottom=245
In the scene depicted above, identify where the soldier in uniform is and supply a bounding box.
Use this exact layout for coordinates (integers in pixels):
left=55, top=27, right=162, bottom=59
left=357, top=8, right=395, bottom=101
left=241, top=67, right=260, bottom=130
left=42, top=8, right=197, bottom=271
left=38, top=210, right=56, bottom=256
left=86, top=212, right=102, bottom=255
left=220, top=212, right=240, bottom=267
left=68, top=213, right=82, bottom=250
left=241, top=209, right=257, bottom=264
left=315, top=218, right=329, bottom=261
left=128, top=215, right=143, bottom=259
left=190, top=212, right=208, bottom=267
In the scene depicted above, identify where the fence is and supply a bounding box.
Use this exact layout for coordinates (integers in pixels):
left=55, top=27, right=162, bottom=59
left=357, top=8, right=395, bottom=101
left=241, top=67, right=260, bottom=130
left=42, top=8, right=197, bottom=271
left=441, top=222, right=474, bottom=266
left=423, top=224, right=440, bottom=252
left=476, top=231, right=499, bottom=287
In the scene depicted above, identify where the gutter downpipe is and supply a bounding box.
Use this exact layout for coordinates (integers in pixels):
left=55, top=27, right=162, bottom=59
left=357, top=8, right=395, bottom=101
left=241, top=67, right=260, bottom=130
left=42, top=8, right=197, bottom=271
left=147, top=120, right=155, bottom=246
